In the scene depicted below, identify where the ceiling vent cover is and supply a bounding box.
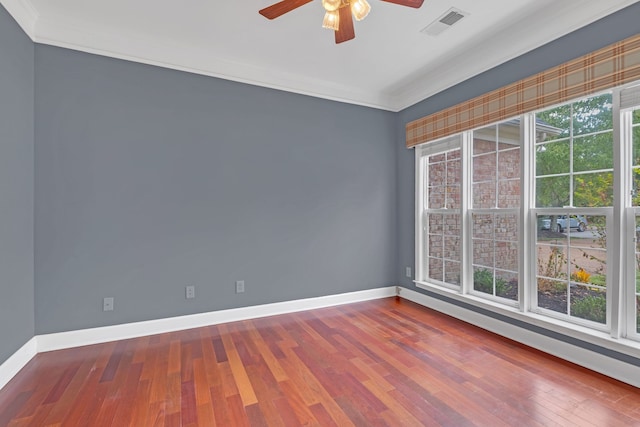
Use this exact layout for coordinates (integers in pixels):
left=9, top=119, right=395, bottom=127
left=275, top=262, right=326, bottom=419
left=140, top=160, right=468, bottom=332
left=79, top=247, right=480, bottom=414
left=421, top=7, right=468, bottom=37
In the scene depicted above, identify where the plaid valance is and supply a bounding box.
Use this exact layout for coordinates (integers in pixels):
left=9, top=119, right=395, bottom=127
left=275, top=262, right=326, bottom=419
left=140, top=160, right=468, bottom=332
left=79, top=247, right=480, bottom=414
left=407, top=33, right=640, bottom=148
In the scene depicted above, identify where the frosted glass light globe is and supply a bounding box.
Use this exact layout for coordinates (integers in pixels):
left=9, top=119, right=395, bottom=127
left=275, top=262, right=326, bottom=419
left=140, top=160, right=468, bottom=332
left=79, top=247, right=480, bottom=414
left=322, top=0, right=342, bottom=12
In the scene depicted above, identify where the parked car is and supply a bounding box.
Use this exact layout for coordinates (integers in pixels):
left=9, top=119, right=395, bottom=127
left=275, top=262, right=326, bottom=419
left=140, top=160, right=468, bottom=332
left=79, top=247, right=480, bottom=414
left=540, top=215, right=587, bottom=232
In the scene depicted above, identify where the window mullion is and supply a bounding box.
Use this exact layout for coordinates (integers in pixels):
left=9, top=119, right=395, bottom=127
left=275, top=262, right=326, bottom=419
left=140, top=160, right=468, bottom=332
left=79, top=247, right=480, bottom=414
left=415, top=150, right=424, bottom=283
left=569, top=104, right=575, bottom=207
left=461, top=131, right=472, bottom=295
left=522, top=113, right=535, bottom=313
left=610, top=88, right=624, bottom=338
left=620, top=102, right=636, bottom=338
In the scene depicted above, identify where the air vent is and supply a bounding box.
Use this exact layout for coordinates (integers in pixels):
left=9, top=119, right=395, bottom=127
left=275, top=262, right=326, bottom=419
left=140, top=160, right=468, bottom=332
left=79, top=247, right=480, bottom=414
left=440, top=11, right=464, bottom=26
left=421, top=7, right=468, bottom=37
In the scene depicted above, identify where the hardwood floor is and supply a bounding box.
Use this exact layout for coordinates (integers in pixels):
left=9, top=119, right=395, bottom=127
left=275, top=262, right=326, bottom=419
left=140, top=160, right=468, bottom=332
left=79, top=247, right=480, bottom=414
left=1, top=297, right=639, bottom=426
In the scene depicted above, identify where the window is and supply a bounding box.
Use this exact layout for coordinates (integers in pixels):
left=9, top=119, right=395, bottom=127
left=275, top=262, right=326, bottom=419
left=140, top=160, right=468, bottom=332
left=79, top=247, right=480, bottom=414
left=471, top=124, right=520, bottom=302
left=626, top=96, right=640, bottom=337
left=415, top=82, right=640, bottom=343
left=533, top=93, right=613, bottom=327
left=417, top=137, right=462, bottom=288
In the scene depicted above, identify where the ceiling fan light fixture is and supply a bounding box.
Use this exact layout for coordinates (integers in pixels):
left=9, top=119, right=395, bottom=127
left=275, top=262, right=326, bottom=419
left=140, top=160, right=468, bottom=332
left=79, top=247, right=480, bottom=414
left=322, top=10, right=340, bottom=30
left=259, top=0, right=423, bottom=44
left=322, top=0, right=342, bottom=12
left=351, top=0, right=370, bottom=21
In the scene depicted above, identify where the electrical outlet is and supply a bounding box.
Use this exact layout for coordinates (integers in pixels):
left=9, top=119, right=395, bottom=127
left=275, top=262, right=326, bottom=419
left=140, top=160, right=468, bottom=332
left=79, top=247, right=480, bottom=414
left=103, top=297, right=114, bottom=312
left=186, top=285, right=195, bottom=299
left=405, top=267, right=412, bottom=278
left=235, top=280, right=245, bottom=294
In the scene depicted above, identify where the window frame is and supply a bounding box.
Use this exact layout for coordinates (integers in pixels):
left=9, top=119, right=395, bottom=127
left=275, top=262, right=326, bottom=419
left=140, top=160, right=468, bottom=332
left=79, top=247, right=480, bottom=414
left=414, top=82, right=640, bottom=348
left=621, top=88, right=640, bottom=340
left=468, top=123, right=522, bottom=306
left=531, top=91, right=615, bottom=331
left=415, top=135, right=465, bottom=290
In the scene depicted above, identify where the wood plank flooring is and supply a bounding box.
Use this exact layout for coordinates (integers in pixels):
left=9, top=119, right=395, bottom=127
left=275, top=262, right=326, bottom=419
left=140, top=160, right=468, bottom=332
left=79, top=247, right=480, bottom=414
left=1, top=297, right=639, bottom=426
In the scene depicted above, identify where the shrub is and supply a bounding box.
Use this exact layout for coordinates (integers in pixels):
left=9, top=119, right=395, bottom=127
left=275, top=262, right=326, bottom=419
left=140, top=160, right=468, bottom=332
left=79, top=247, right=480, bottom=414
left=474, top=269, right=507, bottom=295
left=538, top=278, right=566, bottom=293
left=539, top=246, right=567, bottom=280
left=571, top=295, right=606, bottom=324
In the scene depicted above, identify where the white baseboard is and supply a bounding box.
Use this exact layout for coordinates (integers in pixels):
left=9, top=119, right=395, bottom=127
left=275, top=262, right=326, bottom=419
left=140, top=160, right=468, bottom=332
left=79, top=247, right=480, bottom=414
left=0, top=337, right=37, bottom=391
left=399, top=287, right=640, bottom=389
left=0, top=287, right=396, bottom=392
left=37, top=286, right=398, bottom=353
left=5, top=285, right=638, bottom=393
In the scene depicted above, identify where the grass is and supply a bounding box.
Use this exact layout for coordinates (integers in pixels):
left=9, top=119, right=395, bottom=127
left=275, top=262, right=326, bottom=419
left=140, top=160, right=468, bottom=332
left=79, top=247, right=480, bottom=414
left=590, top=274, right=606, bottom=286
left=578, top=273, right=640, bottom=289
left=571, top=295, right=606, bottom=324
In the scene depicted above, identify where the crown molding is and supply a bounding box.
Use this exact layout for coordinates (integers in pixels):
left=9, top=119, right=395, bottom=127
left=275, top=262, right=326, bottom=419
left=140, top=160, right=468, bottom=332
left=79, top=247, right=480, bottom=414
left=2, top=0, right=639, bottom=112
left=0, top=0, right=37, bottom=38
left=33, top=13, right=397, bottom=111
left=386, top=0, right=640, bottom=111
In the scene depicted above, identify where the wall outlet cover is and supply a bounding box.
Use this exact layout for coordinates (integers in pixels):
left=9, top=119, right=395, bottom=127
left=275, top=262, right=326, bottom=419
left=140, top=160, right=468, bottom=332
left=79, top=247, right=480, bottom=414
left=103, top=297, right=114, bottom=312
left=236, top=280, right=245, bottom=294
left=186, top=285, right=195, bottom=299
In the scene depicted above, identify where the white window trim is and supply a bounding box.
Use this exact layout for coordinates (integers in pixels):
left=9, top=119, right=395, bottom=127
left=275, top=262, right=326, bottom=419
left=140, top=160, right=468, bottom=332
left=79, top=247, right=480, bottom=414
left=415, top=135, right=463, bottom=288
left=414, top=82, right=640, bottom=358
left=413, top=278, right=640, bottom=360
left=621, top=84, right=640, bottom=340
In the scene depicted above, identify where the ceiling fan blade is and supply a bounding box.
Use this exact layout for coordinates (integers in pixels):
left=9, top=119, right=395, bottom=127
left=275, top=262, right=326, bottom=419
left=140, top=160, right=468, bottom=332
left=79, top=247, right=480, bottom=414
left=335, top=6, right=355, bottom=44
left=259, top=0, right=314, bottom=19
left=380, top=0, right=424, bottom=8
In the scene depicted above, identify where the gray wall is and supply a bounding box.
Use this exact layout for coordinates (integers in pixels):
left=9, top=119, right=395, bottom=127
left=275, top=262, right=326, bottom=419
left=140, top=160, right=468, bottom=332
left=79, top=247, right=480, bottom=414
left=34, top=46, right=397, bottom=334
left=1, top=0, right=637, bottom=356
left=0, top=5, right=35, bottom=364
left=396, top=2, right=640, bottom=288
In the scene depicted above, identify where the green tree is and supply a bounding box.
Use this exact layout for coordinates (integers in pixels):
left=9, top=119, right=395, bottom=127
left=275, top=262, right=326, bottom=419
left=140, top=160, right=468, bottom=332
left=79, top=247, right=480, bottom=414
left=536, top=93, right=613, bottom=208
left=632, top=109, right=640, bottom=206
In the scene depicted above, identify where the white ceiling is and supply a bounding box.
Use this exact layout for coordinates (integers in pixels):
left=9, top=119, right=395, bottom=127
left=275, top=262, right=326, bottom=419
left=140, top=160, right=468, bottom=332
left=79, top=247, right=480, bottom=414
left=2, top=0, right=638, bottom=111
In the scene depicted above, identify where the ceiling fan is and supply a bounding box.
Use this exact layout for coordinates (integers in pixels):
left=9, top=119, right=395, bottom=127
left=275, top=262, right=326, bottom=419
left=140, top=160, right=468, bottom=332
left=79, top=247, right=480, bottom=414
left=259, top=0, right=425, bottom=44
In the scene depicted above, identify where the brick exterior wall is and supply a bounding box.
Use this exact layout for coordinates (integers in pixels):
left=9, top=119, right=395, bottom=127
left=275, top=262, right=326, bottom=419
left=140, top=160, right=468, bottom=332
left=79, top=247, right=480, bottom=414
left=426, top=138, right=521, bottom=286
